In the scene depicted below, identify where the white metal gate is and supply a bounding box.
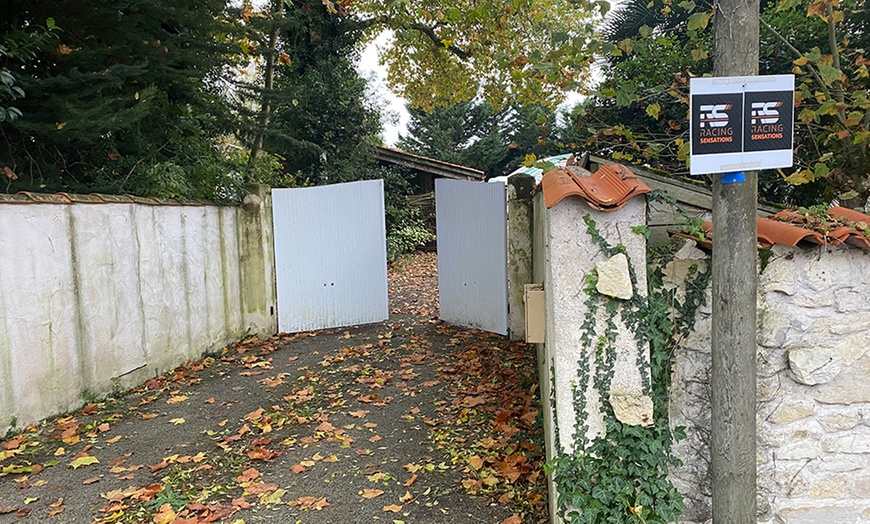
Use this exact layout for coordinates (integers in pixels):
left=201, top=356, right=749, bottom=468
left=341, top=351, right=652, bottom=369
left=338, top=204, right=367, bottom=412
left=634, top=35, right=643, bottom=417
left=435, top=179, right=508, bottom=335
left=272, top=180, right=388, bottom=333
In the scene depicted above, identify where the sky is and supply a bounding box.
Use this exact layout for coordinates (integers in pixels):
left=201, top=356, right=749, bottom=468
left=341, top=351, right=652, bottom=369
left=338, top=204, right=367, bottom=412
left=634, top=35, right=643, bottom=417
left=356, top=32, right=409, bottom=147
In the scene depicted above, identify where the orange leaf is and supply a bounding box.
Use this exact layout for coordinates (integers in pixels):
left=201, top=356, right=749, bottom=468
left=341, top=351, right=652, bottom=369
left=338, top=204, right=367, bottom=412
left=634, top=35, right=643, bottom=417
left=152, top=503, right=176, bottom=524
left=361, top=489, right=383, bottom=499
left=244, top=408, right=264, bottom=421
left=237, top=468, right=260, bottom=483
left=290, top=464, right=306, bottom=474
left=501, top=516, right=523, bottom=524
left=403, top=474, right=417, bottom=487
left=246, top=447, right=281, bottom=461
left=383, top=504, right=403, bottom=513
left=468, top=455, right=484, bottom=470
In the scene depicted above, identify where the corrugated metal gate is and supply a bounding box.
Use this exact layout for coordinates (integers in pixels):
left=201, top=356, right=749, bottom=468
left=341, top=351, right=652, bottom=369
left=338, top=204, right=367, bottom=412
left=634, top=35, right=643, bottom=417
left=271, top=180, right=389, bottom=333
left=435, top=179, right=508, bottom=335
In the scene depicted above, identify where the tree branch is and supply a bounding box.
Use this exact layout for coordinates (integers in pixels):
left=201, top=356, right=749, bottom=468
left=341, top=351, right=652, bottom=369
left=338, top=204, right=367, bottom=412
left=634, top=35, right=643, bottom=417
left=408, top=23, right=472, bottom=60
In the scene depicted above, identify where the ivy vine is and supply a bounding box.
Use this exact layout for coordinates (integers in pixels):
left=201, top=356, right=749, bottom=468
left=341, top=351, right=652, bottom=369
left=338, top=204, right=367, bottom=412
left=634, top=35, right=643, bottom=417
left=545, top=208, right=711, bottom=524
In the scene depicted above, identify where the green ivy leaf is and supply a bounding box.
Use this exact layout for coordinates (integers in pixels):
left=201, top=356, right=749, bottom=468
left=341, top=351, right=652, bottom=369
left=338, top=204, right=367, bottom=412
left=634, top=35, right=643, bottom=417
left=618, top=38, right=634, bottom=55
left=639, top=25, right=653, bottom=38
left=646, top=102, right=662, bottom=120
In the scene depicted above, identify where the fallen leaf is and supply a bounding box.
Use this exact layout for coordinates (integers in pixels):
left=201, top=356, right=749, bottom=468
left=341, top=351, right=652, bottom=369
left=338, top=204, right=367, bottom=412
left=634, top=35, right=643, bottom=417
left=83, top=477, right=101, bottom=485
left=361, top=489, right=384, bottom=499
left=106, top=435, right=122, bottom=444
left=290, top=464, right=306, bottom=474
left=169, top=418, right=185, bottom=425
left=48, top=507, right=65, bottom=516
left=70, top=456, right=99, bottom=469
left=0, top=506, right=14, bottom=515
left=501, top=516, right=522, bottom=524
left=383, top=504, right=403, bottom=513
left=152, top=503, right=176, bottom=524
left=23, top=497, right=38, bottom=505
left=204, top=397, right=215, bottom=404
left=166, top=395, right=188, bottom=404
left=403, top=474, right=417, bottom=487
left=400, top=491, right=413, bottom=502
left=259, top=487, right=287, bottom=505
left=141, top=414, right=159, bottom=420
left=468, top=455, right=484, bottom=470
left=237, top=468, right=260, bottom=483
left=246, top=447, right=281, bottom=461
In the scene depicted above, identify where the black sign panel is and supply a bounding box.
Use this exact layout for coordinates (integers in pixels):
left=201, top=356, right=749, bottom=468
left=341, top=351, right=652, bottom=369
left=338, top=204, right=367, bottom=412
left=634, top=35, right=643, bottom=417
left=691, top=93, right=744, bottom=156
left=743, top=90, right=794, bottom=152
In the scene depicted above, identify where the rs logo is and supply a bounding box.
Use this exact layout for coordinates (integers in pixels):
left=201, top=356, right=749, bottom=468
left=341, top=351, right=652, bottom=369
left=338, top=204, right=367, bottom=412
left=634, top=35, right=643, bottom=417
left=699, top=104, right=732, bottom=128
left=751, top=102, right=782, bottom=125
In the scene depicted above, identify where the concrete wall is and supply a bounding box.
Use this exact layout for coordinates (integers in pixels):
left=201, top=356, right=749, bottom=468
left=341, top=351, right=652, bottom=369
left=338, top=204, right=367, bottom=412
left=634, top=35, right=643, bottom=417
left=506, top=175, right=535, bottom=341
left=0, top=187, right=276, bottom=431
left=532, top=193, right=652, bottom=518
left=669, top=243, right=870, bottom=523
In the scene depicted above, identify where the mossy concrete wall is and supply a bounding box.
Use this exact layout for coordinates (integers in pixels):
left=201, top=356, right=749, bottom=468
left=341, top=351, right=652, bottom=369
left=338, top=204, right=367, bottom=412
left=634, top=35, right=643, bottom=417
left=0, top=188, right=276, bottom=431
left=506, top=175, right=535, bottom=341
left=532, top=193, right=652, bottom=521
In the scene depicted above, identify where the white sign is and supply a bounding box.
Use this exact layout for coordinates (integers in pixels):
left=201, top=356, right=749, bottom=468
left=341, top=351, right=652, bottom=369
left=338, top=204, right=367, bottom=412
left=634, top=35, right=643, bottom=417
left=690, top=75, right=795, bottom=175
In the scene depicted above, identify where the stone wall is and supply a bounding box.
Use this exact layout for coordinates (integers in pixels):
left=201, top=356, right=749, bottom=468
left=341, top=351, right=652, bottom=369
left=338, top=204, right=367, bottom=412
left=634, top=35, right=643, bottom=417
left=0, top=186, right=276, bottom=431
left=669, top=242, right=870, bottom=523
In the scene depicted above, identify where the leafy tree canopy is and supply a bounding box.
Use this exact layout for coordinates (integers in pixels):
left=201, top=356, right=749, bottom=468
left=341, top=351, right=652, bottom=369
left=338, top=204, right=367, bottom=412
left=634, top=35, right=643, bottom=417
left=351, top=0, right=610, bottom=111
left=559, top=0, right=870, bottom=208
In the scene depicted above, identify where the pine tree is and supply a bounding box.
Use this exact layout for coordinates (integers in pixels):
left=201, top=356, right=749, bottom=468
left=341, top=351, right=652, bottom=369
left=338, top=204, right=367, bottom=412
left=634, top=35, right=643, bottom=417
left=0, top=0, right=237, bottom=198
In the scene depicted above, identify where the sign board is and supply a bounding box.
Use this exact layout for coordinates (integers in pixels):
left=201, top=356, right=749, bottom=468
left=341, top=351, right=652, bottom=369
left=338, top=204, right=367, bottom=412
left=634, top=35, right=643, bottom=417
left=690, top=75, right=794, bottom=176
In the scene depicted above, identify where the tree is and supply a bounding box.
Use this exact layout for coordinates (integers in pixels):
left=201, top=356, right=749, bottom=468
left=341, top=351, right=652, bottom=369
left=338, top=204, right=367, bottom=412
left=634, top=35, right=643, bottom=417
left=397, top=99, right=557, bottom=178
left=230, top=0, right=381, bottom=186
left=351, top=0, right=609, bottom=111
left=557, top=0, right=870, bottom=207
left=0, top=0, right=239, bottom=199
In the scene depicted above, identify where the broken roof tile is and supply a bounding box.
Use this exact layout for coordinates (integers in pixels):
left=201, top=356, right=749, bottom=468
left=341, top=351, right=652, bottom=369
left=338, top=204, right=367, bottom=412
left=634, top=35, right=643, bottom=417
left=541, top=164, right=650, bottom=212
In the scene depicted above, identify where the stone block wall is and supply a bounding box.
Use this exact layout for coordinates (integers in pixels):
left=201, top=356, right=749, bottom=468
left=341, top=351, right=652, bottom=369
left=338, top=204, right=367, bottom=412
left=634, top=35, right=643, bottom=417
left=668, top=242, right=870, bottom=523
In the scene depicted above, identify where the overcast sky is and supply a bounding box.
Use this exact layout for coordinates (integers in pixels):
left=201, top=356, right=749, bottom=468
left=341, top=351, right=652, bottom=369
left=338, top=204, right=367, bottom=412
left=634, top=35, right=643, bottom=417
left=356, top=32, right=409, bottom=147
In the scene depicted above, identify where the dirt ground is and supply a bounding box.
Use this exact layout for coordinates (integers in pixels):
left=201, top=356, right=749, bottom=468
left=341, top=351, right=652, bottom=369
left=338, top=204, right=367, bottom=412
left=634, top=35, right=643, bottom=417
left=0, top=252, right=548, bottom=524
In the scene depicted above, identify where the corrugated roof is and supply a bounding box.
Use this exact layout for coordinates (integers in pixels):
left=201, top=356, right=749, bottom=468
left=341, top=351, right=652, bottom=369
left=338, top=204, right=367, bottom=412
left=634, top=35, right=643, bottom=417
left=374, top=146, right=484, bottom=181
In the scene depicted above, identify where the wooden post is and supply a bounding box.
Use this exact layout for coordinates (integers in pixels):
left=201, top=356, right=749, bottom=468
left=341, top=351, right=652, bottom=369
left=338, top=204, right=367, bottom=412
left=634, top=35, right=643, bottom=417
left=711, top=0, right=760, bottom=521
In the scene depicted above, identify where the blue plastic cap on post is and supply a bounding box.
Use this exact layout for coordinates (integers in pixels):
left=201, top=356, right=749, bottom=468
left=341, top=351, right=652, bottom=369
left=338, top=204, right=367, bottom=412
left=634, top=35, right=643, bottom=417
left=722, top=172, right=746, bottom=184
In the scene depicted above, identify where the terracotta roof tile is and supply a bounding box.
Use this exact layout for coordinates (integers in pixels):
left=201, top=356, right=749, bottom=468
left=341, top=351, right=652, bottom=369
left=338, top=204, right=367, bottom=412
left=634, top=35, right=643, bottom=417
left=757, top=217, right=828, bottom=247
left=541, top=164, right=650, bottom=212
left=670, top=206, right=870, bottom=251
